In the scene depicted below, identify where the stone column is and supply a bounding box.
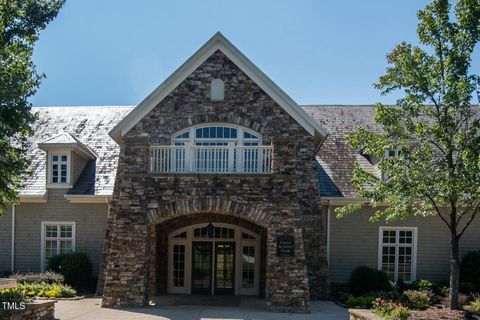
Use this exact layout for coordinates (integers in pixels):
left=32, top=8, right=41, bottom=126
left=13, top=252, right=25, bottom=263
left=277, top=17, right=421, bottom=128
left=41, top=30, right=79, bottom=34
left=101, top=209, right=149, bottom=307
left=265, top=223, right=311, bottom=313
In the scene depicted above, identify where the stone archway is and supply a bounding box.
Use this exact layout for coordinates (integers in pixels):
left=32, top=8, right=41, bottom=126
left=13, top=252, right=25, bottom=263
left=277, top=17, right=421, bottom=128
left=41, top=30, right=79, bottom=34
left=146, top=197, right=272, bottom=228
left=148, top=212, right=268, bottom=298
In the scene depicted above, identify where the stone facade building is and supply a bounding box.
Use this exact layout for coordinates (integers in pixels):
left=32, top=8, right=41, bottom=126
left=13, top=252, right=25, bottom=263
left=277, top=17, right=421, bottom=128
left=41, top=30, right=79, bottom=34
left=101, top=33, right=329, bottom=312
left=0, top=32, right=479, bottom=314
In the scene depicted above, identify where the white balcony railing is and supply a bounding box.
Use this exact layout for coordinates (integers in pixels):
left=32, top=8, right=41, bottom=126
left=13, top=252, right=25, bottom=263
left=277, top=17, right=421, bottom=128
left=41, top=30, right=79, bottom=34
left=150, top=143, right=273, bottom=174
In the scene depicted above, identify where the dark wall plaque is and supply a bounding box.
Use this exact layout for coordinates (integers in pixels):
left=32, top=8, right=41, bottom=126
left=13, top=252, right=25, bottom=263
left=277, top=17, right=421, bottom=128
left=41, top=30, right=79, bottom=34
left=276, top=235, right=294, bottom=257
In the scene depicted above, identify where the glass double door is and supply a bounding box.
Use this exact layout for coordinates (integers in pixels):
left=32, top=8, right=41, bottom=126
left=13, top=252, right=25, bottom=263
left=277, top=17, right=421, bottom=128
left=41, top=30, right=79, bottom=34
left=191, top=241, right=235, bottom=295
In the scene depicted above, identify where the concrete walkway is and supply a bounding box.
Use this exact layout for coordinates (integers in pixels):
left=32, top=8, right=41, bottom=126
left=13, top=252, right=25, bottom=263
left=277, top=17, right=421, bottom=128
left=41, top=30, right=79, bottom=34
left=54, top=297, right=348, bottom=320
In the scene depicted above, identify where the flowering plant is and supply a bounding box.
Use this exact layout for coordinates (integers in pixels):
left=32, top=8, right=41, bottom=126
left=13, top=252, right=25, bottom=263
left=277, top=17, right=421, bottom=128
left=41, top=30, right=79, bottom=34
left=373, top=298, right=410, bottom=320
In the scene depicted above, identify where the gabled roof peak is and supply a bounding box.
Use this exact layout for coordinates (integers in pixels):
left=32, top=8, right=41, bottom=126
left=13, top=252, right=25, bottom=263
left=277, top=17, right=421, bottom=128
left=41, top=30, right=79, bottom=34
left=38, top=132, right=97, bottom=159
left=109, top=32, right=329, bottom=148
left=40, top=132, right=78, bottom=144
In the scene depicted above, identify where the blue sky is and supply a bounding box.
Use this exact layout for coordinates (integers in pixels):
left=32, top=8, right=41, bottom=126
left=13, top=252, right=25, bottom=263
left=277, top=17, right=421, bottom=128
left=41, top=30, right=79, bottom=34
left=31, top=0, right=478, bottom=106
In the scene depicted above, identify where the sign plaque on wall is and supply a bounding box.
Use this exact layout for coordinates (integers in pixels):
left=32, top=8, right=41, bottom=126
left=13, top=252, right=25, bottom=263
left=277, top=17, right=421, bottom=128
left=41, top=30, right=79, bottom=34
left=276, top=235, right=295, bottom=257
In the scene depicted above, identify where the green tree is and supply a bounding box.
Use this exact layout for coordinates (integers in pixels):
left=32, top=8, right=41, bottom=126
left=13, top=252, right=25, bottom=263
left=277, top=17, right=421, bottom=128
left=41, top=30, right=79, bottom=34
left=0, top=0, right=64, bottom=213
left=336, top=0, right=480, bottom=310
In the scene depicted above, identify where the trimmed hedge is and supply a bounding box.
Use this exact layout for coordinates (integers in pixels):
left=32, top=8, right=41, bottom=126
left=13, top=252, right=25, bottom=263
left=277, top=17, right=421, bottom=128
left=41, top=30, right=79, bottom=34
left=47, top=252, right=92, bottom=291
left=460, top=250, right=480, bottom=292
left=349, top=266, right=391, bottom=295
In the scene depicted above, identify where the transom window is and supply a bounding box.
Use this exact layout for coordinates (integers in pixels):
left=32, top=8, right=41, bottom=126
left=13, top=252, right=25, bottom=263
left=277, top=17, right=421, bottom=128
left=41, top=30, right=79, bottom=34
left=378, top=227, right=417, bottom=282
left=51, top=154, right=69, bottom=183
left=41, top=222, right=75, bottom=270
left=172, top=124, right=260, bottom=146
left=193, top=226, right=235, bottom=239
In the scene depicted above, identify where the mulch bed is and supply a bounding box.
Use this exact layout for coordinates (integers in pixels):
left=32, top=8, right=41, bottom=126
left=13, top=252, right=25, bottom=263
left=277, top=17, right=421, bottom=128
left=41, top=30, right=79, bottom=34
left=411, top=308, right=480, bottom=320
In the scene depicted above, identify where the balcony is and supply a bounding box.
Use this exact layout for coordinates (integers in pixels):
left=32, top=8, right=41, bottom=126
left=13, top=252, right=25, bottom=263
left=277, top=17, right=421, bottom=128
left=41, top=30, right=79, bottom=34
left=150, top=143, right=273, bottom=174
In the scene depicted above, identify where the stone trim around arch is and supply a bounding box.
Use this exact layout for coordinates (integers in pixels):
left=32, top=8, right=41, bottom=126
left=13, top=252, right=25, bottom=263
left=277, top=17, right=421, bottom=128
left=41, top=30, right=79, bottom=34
left=165, top=113, right=264, bottom=139
left=147, top=197, right=271, bottom=228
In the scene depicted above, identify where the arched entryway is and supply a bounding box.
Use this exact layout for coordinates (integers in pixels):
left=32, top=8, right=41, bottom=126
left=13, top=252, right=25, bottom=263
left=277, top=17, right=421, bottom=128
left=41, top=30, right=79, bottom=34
left=151, top=213, right=267, bottom=298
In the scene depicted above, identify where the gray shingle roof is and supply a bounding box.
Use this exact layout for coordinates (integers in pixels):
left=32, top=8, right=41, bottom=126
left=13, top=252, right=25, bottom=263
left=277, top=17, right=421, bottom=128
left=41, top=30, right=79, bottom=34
left=303, top=105, right=380, bottom=198
left=22, top=105, right=378, bottom=198
left=22, top=106, right=134, bottom=196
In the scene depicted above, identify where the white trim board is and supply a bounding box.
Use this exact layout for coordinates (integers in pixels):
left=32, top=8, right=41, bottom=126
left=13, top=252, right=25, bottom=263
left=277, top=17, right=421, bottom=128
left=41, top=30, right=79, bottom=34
left=109, top=32, right=328, bottom=148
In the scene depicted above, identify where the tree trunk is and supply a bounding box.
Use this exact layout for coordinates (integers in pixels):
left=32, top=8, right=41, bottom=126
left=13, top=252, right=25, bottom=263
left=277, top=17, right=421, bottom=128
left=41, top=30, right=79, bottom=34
left=449, top=232, right=460, bottom=310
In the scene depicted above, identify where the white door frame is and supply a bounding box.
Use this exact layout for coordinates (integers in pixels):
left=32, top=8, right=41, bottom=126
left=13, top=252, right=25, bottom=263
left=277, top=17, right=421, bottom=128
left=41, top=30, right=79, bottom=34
left=167, top=222, right=261, bottom=296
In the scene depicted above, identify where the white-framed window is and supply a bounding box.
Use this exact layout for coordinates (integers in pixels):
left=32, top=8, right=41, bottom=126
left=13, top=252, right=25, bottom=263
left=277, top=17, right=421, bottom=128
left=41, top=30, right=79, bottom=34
left=41, top=222, right=76, bottom=270
left=378, top=226, right=417, bottom=282
left=172, top=124, right=261, bottom=146
left=50, top=153, right=70, bottom=184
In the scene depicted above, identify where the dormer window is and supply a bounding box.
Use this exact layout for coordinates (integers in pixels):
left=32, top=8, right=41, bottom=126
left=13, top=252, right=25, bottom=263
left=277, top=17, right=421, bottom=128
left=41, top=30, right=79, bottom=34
left=386, top=149, right=401, bottom=158
left=38, top=133, right=97, bottom=189
left=210, top=79, right=224, bottom=101
left=51, top=154, right=69, bottom=184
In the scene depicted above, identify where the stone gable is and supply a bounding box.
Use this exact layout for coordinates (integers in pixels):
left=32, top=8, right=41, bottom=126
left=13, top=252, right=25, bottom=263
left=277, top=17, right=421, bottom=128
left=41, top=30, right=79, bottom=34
left=100, top=50, right=328, bottom=313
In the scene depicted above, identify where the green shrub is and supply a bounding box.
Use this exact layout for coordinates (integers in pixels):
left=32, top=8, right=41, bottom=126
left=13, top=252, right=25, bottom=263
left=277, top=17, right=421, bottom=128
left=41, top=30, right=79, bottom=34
left=10, top=271, right=64, bottom=284
left=414, top=279, right=433, bottom=292
left=465, top=294, right=480, bottom=312
left=0, top=288, right=31, bottom=303
left=373, top=298, right=410, bottom=320
left=18, top=282, right=76, bottom=298
left=403, top=289, right=431, bottom=310
left=47, top=255, right=64, bottom=273
left=345, top=295, right=377, bottom=308
left=47, top=252, right=92, bottom=290
left=460, top=250, right=480, bottom=292
left=460, top=281, right=477, bottom=294
left=349, top=266, right=391, bottom=295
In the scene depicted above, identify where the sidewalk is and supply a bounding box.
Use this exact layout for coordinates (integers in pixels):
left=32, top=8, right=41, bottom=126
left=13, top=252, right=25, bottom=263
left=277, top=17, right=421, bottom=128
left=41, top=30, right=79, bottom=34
left=54, top=297, right=348, bottom=320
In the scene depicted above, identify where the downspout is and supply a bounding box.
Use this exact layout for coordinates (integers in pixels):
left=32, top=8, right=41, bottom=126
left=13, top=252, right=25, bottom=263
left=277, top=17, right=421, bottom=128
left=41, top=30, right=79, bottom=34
left=11, top=204, right=15, bottom=272
left=326, top=201, right=331, bottom=266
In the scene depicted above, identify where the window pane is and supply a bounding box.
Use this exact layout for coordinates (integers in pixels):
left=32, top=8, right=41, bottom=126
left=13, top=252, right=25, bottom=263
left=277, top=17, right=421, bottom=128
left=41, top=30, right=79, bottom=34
left=61, top=155, right=68, bottom=162
left=45, top=240, right=57, bottom=259
left=52, top=155, right=58, bottom=161
left=59, top=240, right=73, bottom=254
left=381, top=246, right=396, bottom=280
left=224, top=127, right=231, bottom=138
left=242, top=246, right=255, bottom=288
left=216, top=127, right=223, bottom=138
left=231, top=128, right=237, bottom=138
left=46, top=225, right=57, bottom=238
left=399, top=230, right=413, bottom=244
left=60, top=226, right=72, bottom=238
left=382, top=230, right=396, bottom=244
left=173, top=244, right=185, bottom=287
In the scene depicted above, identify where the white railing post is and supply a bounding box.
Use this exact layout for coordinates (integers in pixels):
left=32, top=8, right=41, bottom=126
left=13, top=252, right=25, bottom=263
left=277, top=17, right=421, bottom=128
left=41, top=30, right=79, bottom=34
left=227, top=142, right=235, bottom=173
left=258, top=147, right=264, bottom=173
left=184, top=142, right=193, bottom=172
left=149, top=144, right=273, bottom=174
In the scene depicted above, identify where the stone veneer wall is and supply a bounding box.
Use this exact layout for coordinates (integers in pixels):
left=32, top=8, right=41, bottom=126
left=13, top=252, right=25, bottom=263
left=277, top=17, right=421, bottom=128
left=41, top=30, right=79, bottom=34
left=101, top=50, right=328, bottom=312
left=0, top=301, right=56, bottom=320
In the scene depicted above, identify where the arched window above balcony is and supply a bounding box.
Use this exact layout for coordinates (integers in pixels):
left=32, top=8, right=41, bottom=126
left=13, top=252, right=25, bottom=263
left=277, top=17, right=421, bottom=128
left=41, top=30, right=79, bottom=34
left=151, top=124, right=272, bottom=174
left=172, top=124, right=261, bottom=146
